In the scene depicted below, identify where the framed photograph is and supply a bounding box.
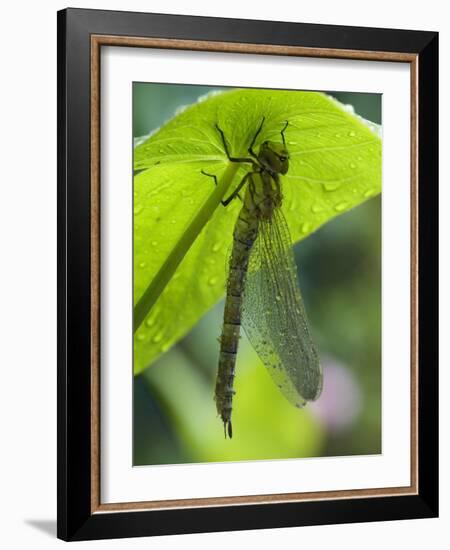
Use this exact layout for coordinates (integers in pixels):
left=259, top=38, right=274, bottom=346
left=57, top=8, right=438, bottom=541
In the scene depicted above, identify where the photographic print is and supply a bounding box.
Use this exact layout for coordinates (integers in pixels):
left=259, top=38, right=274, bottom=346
left=133, top=84, right=382, bottom=465
left=58, top=9, right=438, bottom=540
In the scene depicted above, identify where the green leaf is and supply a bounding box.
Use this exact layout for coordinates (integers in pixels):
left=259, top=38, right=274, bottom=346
left=133, top=88, right=381, bottom=375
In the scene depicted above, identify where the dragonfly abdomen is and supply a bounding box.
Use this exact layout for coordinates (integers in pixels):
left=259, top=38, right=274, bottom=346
left=215, top=208, right=258, bottom=438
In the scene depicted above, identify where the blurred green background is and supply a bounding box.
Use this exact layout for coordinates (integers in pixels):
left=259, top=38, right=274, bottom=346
left=133, top=83, right=381, bottom=465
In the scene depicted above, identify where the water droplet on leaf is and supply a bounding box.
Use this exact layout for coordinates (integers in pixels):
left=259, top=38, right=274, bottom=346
left=334, top=202, right=349, bottom=212
left=301, top=222, right=311, bottom=233
left=323, top=182, right=341, bottom=192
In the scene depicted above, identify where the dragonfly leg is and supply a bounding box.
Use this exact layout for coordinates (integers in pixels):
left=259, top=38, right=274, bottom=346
left=248, top=116, right=265, bottom=158
left=216, top=124, right=255, bottom=165
left=222, top=171, right=253, bottom=207
left=201, top=169, right=253, bottom=207
left=280, top=120, right=289, bottom=147
left=201, top=169, right=231, bottom=206
left=201, top=169, right=218, bottom=186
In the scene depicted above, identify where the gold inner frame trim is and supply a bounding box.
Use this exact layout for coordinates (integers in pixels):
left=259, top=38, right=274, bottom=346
left=90, top=34, right=419, bottom=514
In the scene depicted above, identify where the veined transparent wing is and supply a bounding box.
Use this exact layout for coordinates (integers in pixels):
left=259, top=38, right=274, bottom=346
left=242, top=207, right=323, bottom=407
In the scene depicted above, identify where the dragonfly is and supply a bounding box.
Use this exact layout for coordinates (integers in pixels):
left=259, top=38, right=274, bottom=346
left=202, top=117, right=323, bottom=438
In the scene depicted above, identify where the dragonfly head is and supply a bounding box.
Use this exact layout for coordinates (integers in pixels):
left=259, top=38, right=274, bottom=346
left=259, top=141, right=290, bottom=175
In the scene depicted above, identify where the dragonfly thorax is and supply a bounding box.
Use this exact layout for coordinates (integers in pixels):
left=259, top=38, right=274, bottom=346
left=247, top=140, right=289, bottom=219
left=245, top=171, right=283, bottom=220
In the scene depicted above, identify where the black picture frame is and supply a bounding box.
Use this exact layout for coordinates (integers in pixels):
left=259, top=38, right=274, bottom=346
left=57, top=7, right=438, bottom=541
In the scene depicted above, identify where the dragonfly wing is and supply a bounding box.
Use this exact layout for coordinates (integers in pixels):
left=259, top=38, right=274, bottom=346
left=242, top=208, right=323, bottom=407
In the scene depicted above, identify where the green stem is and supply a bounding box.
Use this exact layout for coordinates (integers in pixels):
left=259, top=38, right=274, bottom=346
left=133, top=162, right=240, bottom=333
